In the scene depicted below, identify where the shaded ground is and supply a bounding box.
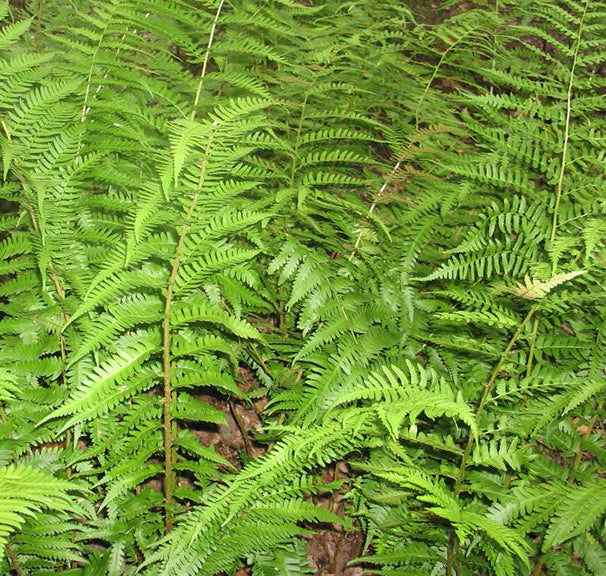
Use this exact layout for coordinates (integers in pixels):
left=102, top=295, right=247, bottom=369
left=188, top=369, right=368, bottom=575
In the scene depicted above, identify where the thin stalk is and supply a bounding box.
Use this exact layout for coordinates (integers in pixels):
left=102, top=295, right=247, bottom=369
left=526, top=317, right=539, bottom=378
left=190, top=0, right=225, bottom=121
left=550, top=0, right=589, bottom=243
left=78, top=10, right=151, bottom=151
left=289, top=91, right=310, bottom=188
left=454, top=306, right=538, bottom=493
left=6, top=542, right=23, bottom=576
left=279, top=86, right=312, bottom=314
left=161, top=0, right=225, bottom=530
left=80, top=3, right=120, bottom=124
left=446, top=532, right=456, bottom=576
left=161, top=0, right=227, bottom=529
left=162, top=129, right=216, bottom=533
left=229, top=400, right=254, bottom=458
left=281, top=86, right=312, bottom=240
left=415, top=29, right=473, bottom=130
left=446, top=305, right=538, bottom=576
left=489, top=0, right=499, bottom=96
left=348, top=161, right=401, bottom=262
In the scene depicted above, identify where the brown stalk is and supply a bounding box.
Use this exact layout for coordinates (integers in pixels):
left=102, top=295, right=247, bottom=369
left=162, top=129, right=216, bottom=533
left=6, top=542, right=23, bottom=576
left=229, top=400, right=255, bottom=458
left=446, top=305, right=538, bottom=576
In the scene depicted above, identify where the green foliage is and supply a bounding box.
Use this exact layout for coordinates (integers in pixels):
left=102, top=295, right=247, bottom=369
left=0, top=465, right=81, bottom=557
left=0, top=0, right=604, bottom=575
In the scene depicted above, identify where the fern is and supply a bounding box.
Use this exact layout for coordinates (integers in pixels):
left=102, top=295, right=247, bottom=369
left=0, top=465, right=79, bottom=556
left=0, top=0, right=605, bottom=575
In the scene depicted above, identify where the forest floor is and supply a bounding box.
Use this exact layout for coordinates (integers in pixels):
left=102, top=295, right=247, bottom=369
left=191, top=367, right=365, bottom=575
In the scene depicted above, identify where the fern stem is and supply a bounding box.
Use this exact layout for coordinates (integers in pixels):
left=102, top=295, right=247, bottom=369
left=446, top=532, right=456, bottom=576
left=289, top=90, right=311, bottom=187
left=283, top=87, right=312, bottom=239
left=229, top=400, right=254, bottom=458
left=79, top=6, right=150, bottom=131
left=190, top=0, right=225, bottom=121
left=6, top=542, right=23, bottom=576
left=415, top=29, right=472, bottom=130
left=489, top=0, right=499, bottom=96
left=454, top=305, right=538, bottom=490
left=446, top=304, right=538, bottom=576
left=550, top=0, right=589, bottom=244
left=80, top=2, right=120, bottom=124
left=162, top=127, right=217, bottom=533
left=348, top=161, right=401, bottom=262
left=34, top=0, right=44, bottom=50
left=526, top=317, right=539, bottom=378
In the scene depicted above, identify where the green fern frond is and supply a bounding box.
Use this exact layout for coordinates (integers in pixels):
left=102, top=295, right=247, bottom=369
left=0, top=465, right=79, bottom=556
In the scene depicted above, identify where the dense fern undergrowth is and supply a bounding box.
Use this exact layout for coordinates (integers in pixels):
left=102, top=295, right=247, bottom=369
left=0, top=0, right=605, bottom=574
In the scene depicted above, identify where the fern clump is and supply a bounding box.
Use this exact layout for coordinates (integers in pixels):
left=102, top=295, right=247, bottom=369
left=0, top=1, right=604, bottom=575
